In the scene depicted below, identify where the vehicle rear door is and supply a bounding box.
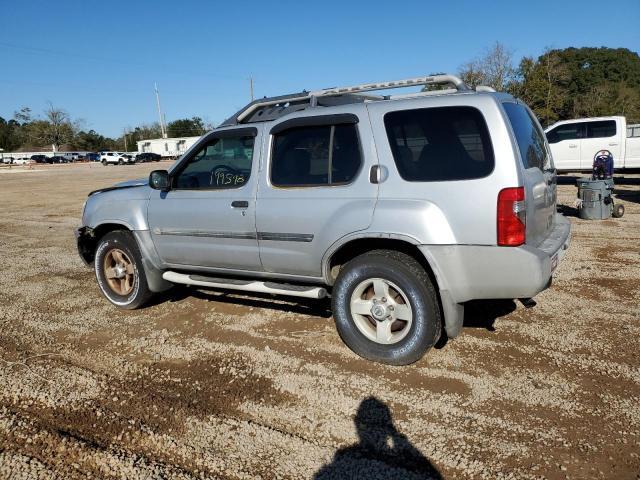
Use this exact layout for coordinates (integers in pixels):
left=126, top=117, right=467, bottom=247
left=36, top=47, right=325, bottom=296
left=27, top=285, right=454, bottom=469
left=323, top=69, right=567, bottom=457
left=546, top=122, right=582, bottom=170
left=255, top=111, right=378, bottom=277
left=147, top=126, right=263, bottom=270
left=580, top=119, right=621, bottom=167
left=503, top=101, right=556, bottom=247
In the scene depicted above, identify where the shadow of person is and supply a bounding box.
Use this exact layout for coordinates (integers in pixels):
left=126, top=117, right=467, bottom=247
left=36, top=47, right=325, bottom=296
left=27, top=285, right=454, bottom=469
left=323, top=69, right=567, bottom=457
left=314, top=397, right=443, bottom=479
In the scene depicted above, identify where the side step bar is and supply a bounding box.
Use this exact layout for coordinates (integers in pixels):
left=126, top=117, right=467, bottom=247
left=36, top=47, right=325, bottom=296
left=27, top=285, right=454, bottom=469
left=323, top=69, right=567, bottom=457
left=162, top=271, right=327, bottom=299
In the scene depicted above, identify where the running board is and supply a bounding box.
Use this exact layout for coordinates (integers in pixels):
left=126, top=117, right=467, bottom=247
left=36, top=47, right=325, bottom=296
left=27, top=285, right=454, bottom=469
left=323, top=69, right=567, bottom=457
left=162, top=271, right=327, bottom=299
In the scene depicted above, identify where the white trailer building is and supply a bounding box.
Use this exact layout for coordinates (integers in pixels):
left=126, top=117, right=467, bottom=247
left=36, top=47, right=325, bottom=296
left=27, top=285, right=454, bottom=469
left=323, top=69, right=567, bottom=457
left=136, top=136, right=201, bottom=158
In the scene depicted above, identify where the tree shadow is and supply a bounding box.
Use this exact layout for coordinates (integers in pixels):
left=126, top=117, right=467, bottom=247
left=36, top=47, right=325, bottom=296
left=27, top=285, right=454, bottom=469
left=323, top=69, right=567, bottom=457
left=314, top=397, right=443, bottom=480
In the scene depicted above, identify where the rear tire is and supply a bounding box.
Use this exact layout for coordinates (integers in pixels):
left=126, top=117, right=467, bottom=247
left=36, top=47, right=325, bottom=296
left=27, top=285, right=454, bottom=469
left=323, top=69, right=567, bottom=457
left=613, top=203, right=625, bottom=218
left=102, top=160, right=107, bottom=166
left=94, top=230, right=154, bottom=309
left=118, top=159, right=124, bottom=165
left=332, top=250, right=441, bottom=365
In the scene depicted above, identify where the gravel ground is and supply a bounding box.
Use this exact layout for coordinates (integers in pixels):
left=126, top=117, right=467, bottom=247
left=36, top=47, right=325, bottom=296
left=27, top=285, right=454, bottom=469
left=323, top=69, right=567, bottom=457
left=0, top=162, right=638, bottom=480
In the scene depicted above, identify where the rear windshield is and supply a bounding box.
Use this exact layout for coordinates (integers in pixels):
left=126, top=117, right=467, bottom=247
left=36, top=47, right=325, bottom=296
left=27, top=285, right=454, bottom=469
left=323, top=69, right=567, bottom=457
left=384, top=106, right=494, bottom=182
left=503, top=102, right=551, bottom=171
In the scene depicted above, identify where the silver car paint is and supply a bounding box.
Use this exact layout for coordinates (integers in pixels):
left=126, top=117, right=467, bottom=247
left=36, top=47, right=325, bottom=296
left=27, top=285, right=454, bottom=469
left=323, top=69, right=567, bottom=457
left=79, top=90, right=571, bottom=337
left=255, top=105, right=379, bottom=277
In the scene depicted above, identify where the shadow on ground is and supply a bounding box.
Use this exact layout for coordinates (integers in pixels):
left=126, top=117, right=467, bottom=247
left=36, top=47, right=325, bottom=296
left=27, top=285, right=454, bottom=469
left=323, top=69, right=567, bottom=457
left=557, top=173, right=640, bottom=186
left=314, top=397, right=443, bottom=480
left=435, top=299, right=516, bottom=349
left=174, top=286, right=334, bottom=318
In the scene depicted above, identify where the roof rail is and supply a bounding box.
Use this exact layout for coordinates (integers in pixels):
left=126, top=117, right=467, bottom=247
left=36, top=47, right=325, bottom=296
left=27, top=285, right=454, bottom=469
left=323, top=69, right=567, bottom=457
left=222, top=74, right=469, bottom=126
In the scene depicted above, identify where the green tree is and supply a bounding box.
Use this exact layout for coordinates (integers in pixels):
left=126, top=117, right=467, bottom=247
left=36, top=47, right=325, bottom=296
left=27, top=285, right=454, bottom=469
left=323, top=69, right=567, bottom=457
left=167, top=117, right=206, bottom=137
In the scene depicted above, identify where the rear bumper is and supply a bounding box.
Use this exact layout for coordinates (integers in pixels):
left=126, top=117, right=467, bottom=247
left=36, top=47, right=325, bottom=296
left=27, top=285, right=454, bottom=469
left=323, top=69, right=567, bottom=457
left=419, top=213, right=571, bottom=304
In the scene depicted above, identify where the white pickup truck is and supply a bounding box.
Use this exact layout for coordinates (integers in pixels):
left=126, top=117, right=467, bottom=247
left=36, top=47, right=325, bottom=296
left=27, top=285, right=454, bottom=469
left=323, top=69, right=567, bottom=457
left=545, top=116, right=640, bottom=171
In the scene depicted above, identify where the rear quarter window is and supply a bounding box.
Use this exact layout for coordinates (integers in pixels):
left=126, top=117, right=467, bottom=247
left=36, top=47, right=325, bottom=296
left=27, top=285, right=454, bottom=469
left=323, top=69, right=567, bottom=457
left=503, top=102, right=551, bottom=171
left=384, top=106, right=494, bottom=182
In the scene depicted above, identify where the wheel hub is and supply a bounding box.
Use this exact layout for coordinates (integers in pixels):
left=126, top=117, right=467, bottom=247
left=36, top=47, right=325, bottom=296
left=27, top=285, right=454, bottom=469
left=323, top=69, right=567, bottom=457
left=113, top=264, right=126, bottom=278
left=370, top=303, right=389, bottom=321
left=349, top=278, right=413, bottom=345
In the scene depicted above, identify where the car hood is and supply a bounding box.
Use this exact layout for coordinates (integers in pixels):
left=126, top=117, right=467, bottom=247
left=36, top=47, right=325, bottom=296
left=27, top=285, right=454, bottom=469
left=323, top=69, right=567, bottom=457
left=114, top=178, right=148, bottom=188
left=88, top=178, right=148, bottom=197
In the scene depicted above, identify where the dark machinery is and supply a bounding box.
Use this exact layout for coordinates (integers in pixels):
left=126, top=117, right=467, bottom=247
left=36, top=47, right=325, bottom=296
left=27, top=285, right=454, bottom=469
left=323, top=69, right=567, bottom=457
left=576, top=150, right=625, bottom=220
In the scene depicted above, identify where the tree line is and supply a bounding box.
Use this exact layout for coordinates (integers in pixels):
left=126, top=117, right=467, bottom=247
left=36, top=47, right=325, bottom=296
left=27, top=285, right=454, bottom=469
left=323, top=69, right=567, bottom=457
left=2, top=45, right=639, bottom=153
left=455, top=44, right=640, bottom=126
left=0, top=108, right=209, bottom=153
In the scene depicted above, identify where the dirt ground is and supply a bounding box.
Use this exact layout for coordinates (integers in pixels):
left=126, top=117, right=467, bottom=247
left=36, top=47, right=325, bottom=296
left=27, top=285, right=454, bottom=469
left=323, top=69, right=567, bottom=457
left=0, top=162, right=638, bottom=480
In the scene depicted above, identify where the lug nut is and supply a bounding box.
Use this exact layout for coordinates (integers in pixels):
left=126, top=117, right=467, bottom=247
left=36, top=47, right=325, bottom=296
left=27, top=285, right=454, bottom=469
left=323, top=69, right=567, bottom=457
left=381, top=297, right=387, bottom=302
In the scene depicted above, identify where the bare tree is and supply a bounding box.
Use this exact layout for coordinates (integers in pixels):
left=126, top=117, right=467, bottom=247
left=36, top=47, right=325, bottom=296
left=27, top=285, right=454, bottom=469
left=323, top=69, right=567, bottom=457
left=43, top=102, right=74, bottom=152
left=458, top=42, right=516, bottom=91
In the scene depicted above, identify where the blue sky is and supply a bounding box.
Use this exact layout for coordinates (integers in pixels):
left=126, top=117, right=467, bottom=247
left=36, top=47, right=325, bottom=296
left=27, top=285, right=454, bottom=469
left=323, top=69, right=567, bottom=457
left=1, top=0, right=638, bottom=137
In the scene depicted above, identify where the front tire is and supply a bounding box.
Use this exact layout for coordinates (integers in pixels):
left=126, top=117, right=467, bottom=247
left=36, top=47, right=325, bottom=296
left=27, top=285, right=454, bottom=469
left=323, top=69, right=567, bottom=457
left=332, top=250, right=441, bottom=365
left=94, top=230, right=153, bottom=309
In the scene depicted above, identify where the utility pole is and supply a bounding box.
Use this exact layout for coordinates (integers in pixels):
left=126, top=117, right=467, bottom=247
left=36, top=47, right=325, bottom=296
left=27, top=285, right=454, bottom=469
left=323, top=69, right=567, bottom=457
left=123, top=129, right=128, bottom=152
left=154, top=82, right=167, bottom=139
left=249, top=76, right=254, bottom=102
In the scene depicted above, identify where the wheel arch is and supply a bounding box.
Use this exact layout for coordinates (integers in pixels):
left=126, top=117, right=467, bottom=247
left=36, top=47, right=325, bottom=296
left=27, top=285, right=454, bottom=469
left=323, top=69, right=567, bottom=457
left=324, top=235, right=464, bottom=339
left=79, top=222, right=171, bottom=293
left=78, top=222, right=133, bottom=264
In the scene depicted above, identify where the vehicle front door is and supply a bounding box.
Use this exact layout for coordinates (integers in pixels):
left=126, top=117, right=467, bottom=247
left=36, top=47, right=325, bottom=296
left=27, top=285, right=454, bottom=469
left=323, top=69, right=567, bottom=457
left=256, top=113, right=378, bottom=278
left=546, top=122, right=582, bottom=170
left=147, top=127, right=263, bottom=271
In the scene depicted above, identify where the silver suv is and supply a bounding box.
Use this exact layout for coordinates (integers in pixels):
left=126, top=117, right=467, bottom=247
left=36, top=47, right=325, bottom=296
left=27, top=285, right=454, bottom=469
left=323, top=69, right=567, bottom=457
left=76, top=75, right=571, bottom=365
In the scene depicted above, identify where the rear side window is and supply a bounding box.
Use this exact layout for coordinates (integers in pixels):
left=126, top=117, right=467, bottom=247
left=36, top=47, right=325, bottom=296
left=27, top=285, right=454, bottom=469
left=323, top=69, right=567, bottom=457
left=384, top=106, right=494, bottom=182
left=586, top=120, right=616, bottom=138
left=271, top=124, right=362, bottom=187
left=503, top=102, right=551, bottom=171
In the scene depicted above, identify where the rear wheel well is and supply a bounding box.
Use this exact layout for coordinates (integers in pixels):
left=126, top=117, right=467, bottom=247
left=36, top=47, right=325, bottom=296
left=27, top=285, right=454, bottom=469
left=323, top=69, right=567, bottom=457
left=328, top=238, right=438, bottom=289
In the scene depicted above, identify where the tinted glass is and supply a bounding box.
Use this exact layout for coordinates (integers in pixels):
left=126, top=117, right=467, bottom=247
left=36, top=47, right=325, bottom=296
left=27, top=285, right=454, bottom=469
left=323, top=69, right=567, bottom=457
left=547, top=123, right=582, bottom=143
left=173, top=135, right=254, bottom=190
left=384, top=106, right=494, bottom=181
left=586, top=120, right=616, bottom=138
left=503, top=102, right=550, bottom=170
left=271, top=124, right=362, bottom=187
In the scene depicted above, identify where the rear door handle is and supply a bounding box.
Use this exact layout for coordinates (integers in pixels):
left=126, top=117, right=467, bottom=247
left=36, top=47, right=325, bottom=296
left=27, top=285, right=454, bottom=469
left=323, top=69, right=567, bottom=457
left=231, top=200, right=249, bottom=208
left=569, top=144, right=577, bottom=148
left=609, top=143, right=619, bottom=146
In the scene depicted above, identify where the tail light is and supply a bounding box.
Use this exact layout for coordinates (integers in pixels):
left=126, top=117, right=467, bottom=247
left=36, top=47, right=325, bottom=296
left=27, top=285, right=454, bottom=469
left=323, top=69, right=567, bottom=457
left=497, top=187, right=526, bottom=246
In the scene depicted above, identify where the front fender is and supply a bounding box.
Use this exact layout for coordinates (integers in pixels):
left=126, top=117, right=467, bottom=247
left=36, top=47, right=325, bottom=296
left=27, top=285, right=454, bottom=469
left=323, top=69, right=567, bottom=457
left=83, top=186, right=151, bottom=230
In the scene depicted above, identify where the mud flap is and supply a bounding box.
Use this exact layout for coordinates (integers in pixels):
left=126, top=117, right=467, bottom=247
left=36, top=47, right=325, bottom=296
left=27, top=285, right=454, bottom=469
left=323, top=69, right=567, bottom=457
left=440, top=289, right=464, bottom=339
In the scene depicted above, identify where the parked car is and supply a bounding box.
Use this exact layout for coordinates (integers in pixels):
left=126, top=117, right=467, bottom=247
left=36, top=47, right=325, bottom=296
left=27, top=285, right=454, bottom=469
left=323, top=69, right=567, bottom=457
left=30, top=155, right=49, bottom=163
left=545, top=116, right=640, bottom=171
left=47, top=155, right=69, bottom=164
left=135, top=152, right=162, bottom=162
left=13, top=157, right=33, bottom=165
left=2, top=156, right=15, bottom=164
left=86, top=153, right=100, bottom=162
left=99, top=151, right=134, bottom=165
left=76, top=74, right=571, bottom=365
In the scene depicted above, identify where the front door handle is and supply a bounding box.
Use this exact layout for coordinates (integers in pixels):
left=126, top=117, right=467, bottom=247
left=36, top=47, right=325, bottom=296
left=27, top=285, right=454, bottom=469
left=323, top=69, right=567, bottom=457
left=569, top=144, right=577, bottom=148
left=231, top=200, right=249, bottom=208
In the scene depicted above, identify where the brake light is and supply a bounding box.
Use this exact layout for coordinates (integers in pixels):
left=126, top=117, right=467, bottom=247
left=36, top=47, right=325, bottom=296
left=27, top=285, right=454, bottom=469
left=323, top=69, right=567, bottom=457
left=497, top=187, right=526, bottom=246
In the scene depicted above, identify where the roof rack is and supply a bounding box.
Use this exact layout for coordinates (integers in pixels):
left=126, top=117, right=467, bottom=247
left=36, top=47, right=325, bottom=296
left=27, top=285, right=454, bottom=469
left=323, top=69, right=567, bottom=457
left=220, top=74, right=470, bottom=126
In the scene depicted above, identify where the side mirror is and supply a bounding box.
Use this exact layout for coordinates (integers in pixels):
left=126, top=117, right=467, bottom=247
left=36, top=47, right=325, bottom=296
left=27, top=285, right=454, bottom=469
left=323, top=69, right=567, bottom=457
left=149, top=170, right=171, bottom=191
